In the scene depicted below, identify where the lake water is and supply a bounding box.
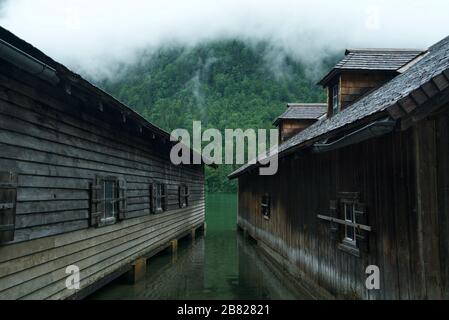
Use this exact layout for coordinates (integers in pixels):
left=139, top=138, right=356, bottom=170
left=89, top=194, right=313, bottom=300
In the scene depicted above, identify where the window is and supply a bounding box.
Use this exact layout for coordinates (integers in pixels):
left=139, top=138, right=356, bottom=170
left=151, top=182, right=167, bottom=214
left=0, top=171, right=17, bottom=244
left=336, top=194, right=360, bottom=254
left=261, top=194, right=271, bottom=220
left=332, top=84, right=340, bottom=115
left=102, top=179, right=118, bottom=224
left=342, top=200, right=356, bottom=246
left=91, top=176, right=126, bottom=227
left=178, top=184, right=189, bottom=208
left=317, top=192, right=371, bottom=257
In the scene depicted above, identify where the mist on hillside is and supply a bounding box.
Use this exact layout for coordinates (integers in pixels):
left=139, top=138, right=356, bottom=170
left=1, top=0, right=448, bottom=80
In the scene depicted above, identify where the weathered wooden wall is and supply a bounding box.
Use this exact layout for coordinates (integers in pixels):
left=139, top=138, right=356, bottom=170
left=340, top=72, right=394, bottom=109
left=326, top=72, right=394, bottom=116
left=279, top=120, right=315, bottom=144
left=0, top=61, right=205, bottom=299
left=237, top=106, right=449, bottom=299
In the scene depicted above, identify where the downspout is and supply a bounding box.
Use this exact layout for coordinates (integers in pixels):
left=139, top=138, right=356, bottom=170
left=0, top=38, right=59, bottom=85
left=312, top=117, right=396, bottom=153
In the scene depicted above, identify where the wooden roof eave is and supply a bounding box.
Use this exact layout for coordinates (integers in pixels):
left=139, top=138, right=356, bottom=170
left=0, top=26, right=219, bottom=167
left=272, top=118, right=281, bottom=126
left=229, top=66, right=449, bottom=180
left=386, top=69, right=449, bottom=130
left=228, top=109, right=392, bottom=179
left=0, top=26, right=174, bottom=146
left=276, top=110, right=392, bottom=158
left=62, top=70, right=171, bottom=140
left=318, top=68, right=400, bottom=87
left=317, top=68, right=340, bottom=87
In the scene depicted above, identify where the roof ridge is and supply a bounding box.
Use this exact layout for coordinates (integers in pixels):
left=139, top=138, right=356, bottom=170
left=319, top=48, right=427, bottom=86
left=287, top=103, right=327, bottom=107
left=345, top=48, right=426, bottom=53
left=429, top=35, right=449, bottom=51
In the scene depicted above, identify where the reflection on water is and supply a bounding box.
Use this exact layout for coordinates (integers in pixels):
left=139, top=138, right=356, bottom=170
left=90, top=194, right=313, bottom=300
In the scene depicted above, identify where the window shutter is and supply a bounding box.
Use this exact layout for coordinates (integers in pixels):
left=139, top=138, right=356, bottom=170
left=162, top=184, right=168, bottom=211
left=90, top=176, right=103, bottom=227
left=0, top=172, right=17, bottom=244
left=266, top=195, right=271, bottom=218
left=329, top=199, right=339, bottom=240
left=178, top=185, right=182, bottom=208
left=150, top=183, right=156, bottom=214
left=355, top=202, right=369, bottom=252
left=118, top=179, right=127, bottom=220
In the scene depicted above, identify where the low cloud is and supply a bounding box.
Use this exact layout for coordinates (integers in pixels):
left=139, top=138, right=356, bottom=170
left=1, top=0, right=448, bottom=79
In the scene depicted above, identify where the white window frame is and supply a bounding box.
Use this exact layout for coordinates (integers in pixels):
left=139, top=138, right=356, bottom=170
left=179, top=185, right=189, bottom=208
left=332, top=84, right=340, bottom=115
left=152, top=182, right=167, bottom=214
left=100, top=179, right=118, bottom=226
left=155, top=183, right=163, bottom=211
left=343, top=201, right=357, bottom=247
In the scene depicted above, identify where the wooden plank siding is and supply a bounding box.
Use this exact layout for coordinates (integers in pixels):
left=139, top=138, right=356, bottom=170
left=279, top=119, right=316, bottom=144
left=237, top=106, right=449, bottom=299
left=0, top=60, right=205, bottom=299
left=339, top=72, right=395, bottom=110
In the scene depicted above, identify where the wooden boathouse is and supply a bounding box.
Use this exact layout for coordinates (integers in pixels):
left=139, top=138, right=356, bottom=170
left=0, top=27, right=206, bottom=299
left=230, top=38, right=449, bottom=299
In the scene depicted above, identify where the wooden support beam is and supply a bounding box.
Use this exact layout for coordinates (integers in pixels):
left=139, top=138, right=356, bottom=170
left=169, top=239, right=178, bottom=253
left=444, top=69, right=449, bottom=80
left=200, top=222, right=207, bottom=237
left=421, top=81, right=440, bottom=98
left=387, top=103, right=406, bottom=119
left=401, top=87, right=449, bottom=130
left=432, top=74, right=449, bottom=91
left=411, top=88, right=428, bottom=106
left=317, top=214, right=372, bottom=232
left=398, top=96, right=418, bottom=114
left=124, top=257, right=146, bottom=284
left=169, top=239, right=178, bottom=263
left=190, top=228, right=196, bottom=241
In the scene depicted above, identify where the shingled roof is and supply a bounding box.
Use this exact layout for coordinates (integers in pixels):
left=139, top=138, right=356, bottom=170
left=273, top=103, right=327, bottom=125
left=229, top=36, right=449, bottom=179
left=319, top=48, right=426, bottom=86
left=0, top=26, right=217, bottom=167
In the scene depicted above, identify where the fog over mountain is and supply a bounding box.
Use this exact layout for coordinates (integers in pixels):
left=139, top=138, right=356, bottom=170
left=1, top=0, right=448, bottom=79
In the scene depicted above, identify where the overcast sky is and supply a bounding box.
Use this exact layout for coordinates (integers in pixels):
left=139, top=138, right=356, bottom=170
left=1, top=0, right=448, bottom=79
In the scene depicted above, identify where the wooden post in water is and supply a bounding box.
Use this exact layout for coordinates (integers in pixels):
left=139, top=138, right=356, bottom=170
left=124, top=257, right=147, bottom=284
left=200, top=222, right=207, bottom=237
left=169, top=239, right=178, bottom=263
left=190, top=228, right=196, bottom=241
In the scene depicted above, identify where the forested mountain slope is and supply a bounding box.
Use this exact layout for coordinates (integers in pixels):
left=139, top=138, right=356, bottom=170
left=97, top=40, right=335, bottom=192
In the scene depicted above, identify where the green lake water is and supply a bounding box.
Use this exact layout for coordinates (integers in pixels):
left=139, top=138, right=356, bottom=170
left=89, top=194, right=313, bottom=300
